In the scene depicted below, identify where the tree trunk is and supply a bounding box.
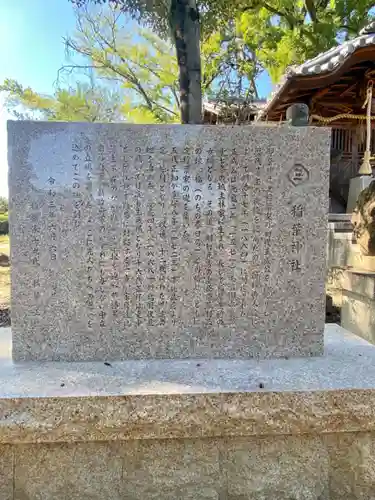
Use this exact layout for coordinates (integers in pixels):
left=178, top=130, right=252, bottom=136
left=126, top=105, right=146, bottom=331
left=170, top=0, right=202, bottom=124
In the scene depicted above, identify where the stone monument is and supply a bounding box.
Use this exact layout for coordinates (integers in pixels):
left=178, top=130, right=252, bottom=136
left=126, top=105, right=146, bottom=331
left=6, top=121, right=375, bottom=499
left=8, top=121, right=330, bottom=361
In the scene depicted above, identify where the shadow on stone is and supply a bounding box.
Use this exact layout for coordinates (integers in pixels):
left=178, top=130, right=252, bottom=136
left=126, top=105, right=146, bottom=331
left=326, top=295, right=341, bottom=324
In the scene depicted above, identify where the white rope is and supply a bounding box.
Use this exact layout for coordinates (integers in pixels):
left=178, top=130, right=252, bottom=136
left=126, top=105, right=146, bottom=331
left=359, top=80, right=374, bottom=175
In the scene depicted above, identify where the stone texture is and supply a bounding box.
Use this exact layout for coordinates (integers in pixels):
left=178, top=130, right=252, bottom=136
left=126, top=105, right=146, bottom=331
left=327, top=220, right=353, bottom=269
left=0, top=326, right=375, bottom=498
left=286, top=103, right=310, bottom=126
left=340, top=270, right=375, bottom=299
left=8, top=121, right=330, bottom=361
left=0, top=445, right=13, bottom=500
left=120, top=439, right=221, bottom=499
left=341, top=286, right=375, bottom=345
left=14, top=442, right=123, bottom=500
left=351, top=179, right=375, bottom=253
left=8, top=432, right=375, bottom=499
left=1, top=326, right=375, bottom=444
left=225, top=435, right=329, bottom=499
left=327, top=432, right=375, bottom=499
left=333, top=269, right=375, bottom=344
left=327, top=217, right=375, bottom=272
left=13, top=439, right=221, bottom=500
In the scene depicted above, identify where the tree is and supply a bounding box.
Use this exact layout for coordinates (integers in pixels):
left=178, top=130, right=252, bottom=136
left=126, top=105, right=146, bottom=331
left=0, top=197, right=8, bottom=214
left=3, top=1, right=266, bottom=125
left=70, top=0, right=205, bottom=123
left=71, top=0, right=374, bottom=117
left=202, top=23, right=261, bottom=101
left=0, top=79, right=123, bottom=122
left=236, top=0, right=375, bottom=82
left=69, top=0, right=262, bottom=122
left=1, top=20, right=181, bottom=124
left=62, top=7, right=180, bottom=123
left=61, top=5, right=259, bottom=119
left=1, top=10, right=258, bottom=124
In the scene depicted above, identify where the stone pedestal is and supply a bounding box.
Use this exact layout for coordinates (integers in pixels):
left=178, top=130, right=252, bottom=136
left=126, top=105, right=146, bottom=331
left=2, top=324, right=375, bottom=499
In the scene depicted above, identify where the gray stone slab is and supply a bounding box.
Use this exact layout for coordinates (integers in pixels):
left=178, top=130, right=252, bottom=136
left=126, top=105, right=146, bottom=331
left=328, top=213, right=352, bottom=223
left=0, top=324, right=373, bottom=396
left=340, top=270, right=375, bottom=297
left=1, top=326, right=375, bottom=446
left=8, top=121, right=330, bottom=361
left=3, top=324, right=374, bottom=398
left=341, top=290, right=375, bottom=344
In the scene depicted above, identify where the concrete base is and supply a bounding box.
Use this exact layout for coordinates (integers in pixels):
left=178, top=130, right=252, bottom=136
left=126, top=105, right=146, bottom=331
left=2, top=324, right=375, bottom=499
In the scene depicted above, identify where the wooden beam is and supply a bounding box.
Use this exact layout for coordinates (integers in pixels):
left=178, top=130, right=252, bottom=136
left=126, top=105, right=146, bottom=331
left=340, top=83, right=357, bottom=97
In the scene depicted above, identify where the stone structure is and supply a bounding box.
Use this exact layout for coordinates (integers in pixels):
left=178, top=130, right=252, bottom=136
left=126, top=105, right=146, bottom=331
left=327, top=212, right=375, bottom=343
left=1, top=325, right=375, bottom=499
left=339, top=270, right=375, bottom=344
left=351, top=179, right=375, bottom=255
left=7, top=120, right=375, bottom=499
left=286, top=103, right=309, bottom=126
left=8, top=121, right=330, bottom=362
left=346, top=174, right=373, bottom=214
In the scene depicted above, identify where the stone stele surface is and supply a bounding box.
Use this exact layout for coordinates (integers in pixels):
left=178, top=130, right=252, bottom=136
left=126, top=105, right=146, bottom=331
left=1, top=325, right=375, bottom=499
left=8, top=121, right=330, bottom=361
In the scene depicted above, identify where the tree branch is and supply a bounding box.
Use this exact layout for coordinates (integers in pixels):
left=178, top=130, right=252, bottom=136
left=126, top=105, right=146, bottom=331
left=250, top=76, right=259, bottom=99
left=241, top=1, right=298, bottom=29
left=202, top=63, right=223, bottom=91
left=304, top=0, right=317, bottom=23
left=153, top=102, right=179, bottom=116
left=338, top=25, right=360, bottom=34
left=64, top=5, right=180, bottom=120
left=74, top=11, right=158, bottom=111
left=171, top=86, right=180, bottom=107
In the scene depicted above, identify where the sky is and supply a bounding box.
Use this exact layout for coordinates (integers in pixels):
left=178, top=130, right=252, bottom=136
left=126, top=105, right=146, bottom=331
left=0, top=0, right=273, bottom=199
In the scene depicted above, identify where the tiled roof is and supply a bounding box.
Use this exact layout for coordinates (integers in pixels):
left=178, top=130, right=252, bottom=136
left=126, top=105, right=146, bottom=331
left=257, top=20, right=375, bottom=120
left=289, top=33, right=375, bottom=77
